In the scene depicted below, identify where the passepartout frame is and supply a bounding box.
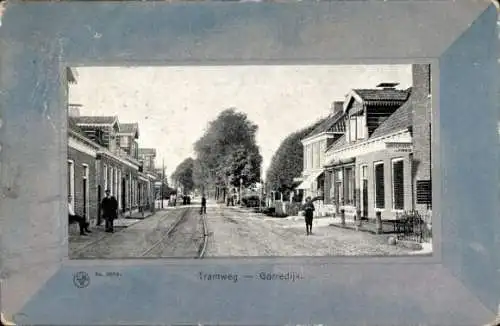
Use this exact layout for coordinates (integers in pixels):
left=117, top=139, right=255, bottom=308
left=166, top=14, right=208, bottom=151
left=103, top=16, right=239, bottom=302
left=0, top=1, right=498, bottom=325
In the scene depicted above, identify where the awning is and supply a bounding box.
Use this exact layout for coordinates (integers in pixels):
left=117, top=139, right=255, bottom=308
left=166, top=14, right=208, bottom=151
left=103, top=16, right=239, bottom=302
left=296, top=170, right=324, bottom=190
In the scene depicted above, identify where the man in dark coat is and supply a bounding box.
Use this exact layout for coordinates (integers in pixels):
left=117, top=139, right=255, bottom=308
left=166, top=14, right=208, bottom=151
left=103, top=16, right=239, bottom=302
left=101, top=189, right=118, bottom=233
left=302, top=197, right=315, bottom=235
left=200, top=195, right=207, bottom=215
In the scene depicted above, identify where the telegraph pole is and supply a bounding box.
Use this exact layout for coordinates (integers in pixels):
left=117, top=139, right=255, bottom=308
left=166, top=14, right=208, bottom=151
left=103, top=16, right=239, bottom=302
left=161, top=158, right=165, bottom=209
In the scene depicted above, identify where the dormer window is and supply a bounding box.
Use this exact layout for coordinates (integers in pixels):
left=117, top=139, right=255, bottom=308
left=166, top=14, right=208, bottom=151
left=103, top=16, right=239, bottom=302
left=347, top=113, right=366, bottom=143
left=121, top=136, right=130, bottom=148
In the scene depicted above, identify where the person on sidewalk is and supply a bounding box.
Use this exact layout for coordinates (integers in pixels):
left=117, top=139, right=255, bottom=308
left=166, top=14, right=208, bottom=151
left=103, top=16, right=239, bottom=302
left=302, top=197, right=315, bottom=235
left=200, top=195, right=207, bottom=215
left=101, top=189, right=118, bottom=233
left=68, top=196, right=91, bottom=236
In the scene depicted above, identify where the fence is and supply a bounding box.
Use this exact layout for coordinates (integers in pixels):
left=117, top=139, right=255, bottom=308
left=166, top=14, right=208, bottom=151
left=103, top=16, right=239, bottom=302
left=394, top=210, right=432, bottom=243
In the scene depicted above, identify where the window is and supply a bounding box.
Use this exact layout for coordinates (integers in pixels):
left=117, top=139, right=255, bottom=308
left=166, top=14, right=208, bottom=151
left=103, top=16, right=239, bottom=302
left=121, top=136, right=129, bottom=148
left=349, top=117, right=356, bottom=142
left=392, top=159, right=405, bottom=210
left=82, top=164, right=89, bottom=219
left=67, top=160, right=75, bottom=204
left=103, top=164, right=108, bottom=191
left=356, top=115, right=365, bottom=139
left=374, top=162, right=385, bottom=209
left=361, top=165, right=368, bottom=180
left=313, top=142, right=320, bottom=169
left=307, top=144, right=313, bottom=169
left=334, top=170, right=343, bottom=206
left=344, top=166, right=355, bottom=206
left=319, top=140, right=326, bottom=167
left=303, top=149, right=307, bottom=170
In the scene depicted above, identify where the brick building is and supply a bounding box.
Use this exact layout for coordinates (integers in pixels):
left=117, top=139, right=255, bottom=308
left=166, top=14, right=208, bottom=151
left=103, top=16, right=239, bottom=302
left=322, top=63, right=432, bottom=221
left=67, top=123, right=100, bottom=226
left=66, top=67, right=159, bottom=230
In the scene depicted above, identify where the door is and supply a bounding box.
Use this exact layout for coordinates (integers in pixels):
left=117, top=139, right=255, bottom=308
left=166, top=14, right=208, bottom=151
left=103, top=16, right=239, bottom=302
left=82, top=164, right=89, bottom=222
left=361, top=165, right=368, bottom=219
left=121, top=178, right=127, bottom=213
left=83, top=178, right=87, bottom=219
left=97, top=185, right=102, bottom=222
left=362, top=179, right=368, bottom=218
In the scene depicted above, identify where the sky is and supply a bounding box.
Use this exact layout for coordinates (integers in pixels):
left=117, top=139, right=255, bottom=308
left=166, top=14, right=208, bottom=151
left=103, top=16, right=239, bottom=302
left=69, top=65, right=412, bottom=183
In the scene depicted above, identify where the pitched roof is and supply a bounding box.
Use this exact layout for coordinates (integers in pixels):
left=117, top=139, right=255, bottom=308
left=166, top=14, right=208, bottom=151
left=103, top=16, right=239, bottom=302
left=118, top=123, right=139, bottom=137
left=369, top=96, right=413, bottom=139
left=353, top=88, right=410, bottom=104
left=119, top=123, right=138, bottom=133
left=139, top=148, right=156, bottom=156
left=325, top=134, right=347, bottom=153
left=73, top=116, right=118, bottom=125
left=68, top=117, right=87, bottom=136
left=304, top=111, right=345, bottom=139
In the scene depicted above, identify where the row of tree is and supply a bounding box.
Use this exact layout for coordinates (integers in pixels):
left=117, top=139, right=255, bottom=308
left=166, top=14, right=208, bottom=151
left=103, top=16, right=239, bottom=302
left=265, top=117, right=329, bottom=197
left=171, top=107, right=329, bottom=202
left=171, top=108, right=263, bottom=201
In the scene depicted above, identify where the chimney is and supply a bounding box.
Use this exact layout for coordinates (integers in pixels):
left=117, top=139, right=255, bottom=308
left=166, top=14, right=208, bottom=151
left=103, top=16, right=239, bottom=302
left=376, top=82, right=399, bottom=90
left=68, top=104, right=81, bottom=117
left=411, top=63, right=432, bottom=212
left=331, top=101, right=344, bottom=115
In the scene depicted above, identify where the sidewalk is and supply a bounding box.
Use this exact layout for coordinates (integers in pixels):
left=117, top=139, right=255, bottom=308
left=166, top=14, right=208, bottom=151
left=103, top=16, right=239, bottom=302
left=68, top=210, right=156, bottom=255
left=329, top=217, right=398, bottom=234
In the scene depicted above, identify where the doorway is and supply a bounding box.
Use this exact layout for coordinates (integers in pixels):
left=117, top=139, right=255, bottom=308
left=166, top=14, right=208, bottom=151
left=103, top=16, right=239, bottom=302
left=361, top=165, right=368, bottom=219
left=121, top=178, right=127, bottom=213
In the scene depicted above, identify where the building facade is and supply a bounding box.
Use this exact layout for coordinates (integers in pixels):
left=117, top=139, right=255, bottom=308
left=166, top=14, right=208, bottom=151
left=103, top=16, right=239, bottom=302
left=323, top=64, right=432, bottom=221
left=67, top=128, right=100, bottom=226
left=296, top=102, right=345, bottom=216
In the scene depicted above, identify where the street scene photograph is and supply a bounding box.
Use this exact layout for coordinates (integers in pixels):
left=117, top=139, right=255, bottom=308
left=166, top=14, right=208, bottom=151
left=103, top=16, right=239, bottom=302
left=66, top=64, right=433, bottom=259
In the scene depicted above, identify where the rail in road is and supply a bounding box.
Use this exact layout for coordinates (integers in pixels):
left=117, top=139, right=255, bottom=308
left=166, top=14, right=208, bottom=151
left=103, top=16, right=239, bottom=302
left=140, top=206, right=209, bottom=259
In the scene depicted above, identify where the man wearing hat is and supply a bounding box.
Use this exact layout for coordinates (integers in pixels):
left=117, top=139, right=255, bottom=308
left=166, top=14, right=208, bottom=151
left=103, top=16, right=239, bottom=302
left=101, top=189, right=118, bottom=233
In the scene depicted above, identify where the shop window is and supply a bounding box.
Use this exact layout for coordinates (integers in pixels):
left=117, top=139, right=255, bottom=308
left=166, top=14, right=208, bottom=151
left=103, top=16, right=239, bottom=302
left=344, top=166, right=355, bottom=206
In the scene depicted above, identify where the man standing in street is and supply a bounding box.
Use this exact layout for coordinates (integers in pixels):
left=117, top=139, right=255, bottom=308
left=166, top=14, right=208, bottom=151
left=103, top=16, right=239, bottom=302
left=302, top=197, right=315, bottom=236
left=200, top=194, right=207, bottom=215
left=101, top=189, right=118, bottom=233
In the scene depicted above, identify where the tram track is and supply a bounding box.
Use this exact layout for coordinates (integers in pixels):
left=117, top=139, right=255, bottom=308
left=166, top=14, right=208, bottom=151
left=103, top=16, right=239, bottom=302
left=140, top=207, right=191, bottom=257
left=198, top=209, right=209, bottom=259
left=140, top=205, right=208, bottom=258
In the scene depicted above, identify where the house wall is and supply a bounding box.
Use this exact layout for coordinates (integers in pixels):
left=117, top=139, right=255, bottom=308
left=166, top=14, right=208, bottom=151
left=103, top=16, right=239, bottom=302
left=96, top=157, right=141, bottom=217
left=411, top=64, right=432, bottom=214
left=68, top=147, right=98, bottom=225
left=355, top=150, right=413, bottom=220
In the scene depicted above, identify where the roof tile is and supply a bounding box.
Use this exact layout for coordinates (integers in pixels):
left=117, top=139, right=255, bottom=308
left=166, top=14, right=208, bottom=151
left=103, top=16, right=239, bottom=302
left=354, top=88, right=410, bottom=102
left=119, top=123, right=139, bottom=134
left=304, top=111, right=345, bottom=139
left=73, top=116, right=117, bottom=125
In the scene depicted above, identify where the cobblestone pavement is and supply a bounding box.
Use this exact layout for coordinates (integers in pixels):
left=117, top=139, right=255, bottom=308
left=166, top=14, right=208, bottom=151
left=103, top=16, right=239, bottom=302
left=204, top=204, right=415, bottom=257
left=69, top=208, right=189, bottom=259
left=142, top=207, right=205, bottom=258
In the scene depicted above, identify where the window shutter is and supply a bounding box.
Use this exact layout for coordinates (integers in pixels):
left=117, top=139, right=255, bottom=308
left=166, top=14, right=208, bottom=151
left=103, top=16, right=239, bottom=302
left=392, top=161, right=404, bottom=210
left=375, top=164, right=385, bottom=208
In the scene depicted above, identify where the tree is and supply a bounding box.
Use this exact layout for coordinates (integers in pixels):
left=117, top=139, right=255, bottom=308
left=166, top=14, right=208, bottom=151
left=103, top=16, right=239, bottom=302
left=171, top=157, right=195, bottom=194
left=193, top=108, right=262, bottom=200
left=266, top=117, right=329, bottom=195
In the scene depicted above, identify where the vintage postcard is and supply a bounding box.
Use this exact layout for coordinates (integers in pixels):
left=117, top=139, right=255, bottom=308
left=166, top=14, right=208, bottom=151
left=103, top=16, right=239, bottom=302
left=66, top=64, right=433, bottom=259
